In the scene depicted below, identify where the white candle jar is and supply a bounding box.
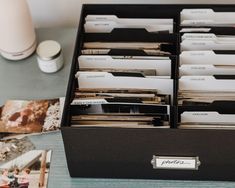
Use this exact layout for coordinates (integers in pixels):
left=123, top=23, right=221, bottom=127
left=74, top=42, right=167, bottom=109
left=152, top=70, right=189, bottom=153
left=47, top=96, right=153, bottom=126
left=36, top=40, right=64, bottom=73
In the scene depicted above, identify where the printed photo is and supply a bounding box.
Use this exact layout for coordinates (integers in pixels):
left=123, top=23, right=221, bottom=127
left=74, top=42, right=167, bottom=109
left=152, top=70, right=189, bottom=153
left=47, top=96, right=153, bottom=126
left=0, top=137, right=35, bottom=164
left=0, top=98, right=63, bottom=134
left=0, top=150, right=52, bottom=188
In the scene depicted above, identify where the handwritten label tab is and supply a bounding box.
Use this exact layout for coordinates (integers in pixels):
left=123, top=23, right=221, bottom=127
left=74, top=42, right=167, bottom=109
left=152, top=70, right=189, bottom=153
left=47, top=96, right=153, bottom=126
left=71, top=99, right=108, bottom=105
left=151, top=156, right=200, bottom=170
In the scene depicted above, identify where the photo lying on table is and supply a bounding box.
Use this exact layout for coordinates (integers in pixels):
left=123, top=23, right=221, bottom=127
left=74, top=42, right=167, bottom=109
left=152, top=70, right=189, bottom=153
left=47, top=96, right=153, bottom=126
left=0, top=150, right=52, bottom=188
left=0, top=136, right=35, bottom=164
left=0, top=98, right=64, bottom=134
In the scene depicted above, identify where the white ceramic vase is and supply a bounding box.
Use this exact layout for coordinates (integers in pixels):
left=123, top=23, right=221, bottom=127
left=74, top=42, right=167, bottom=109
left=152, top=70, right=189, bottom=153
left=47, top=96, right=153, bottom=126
left=0, top=0, right=36, bottom=60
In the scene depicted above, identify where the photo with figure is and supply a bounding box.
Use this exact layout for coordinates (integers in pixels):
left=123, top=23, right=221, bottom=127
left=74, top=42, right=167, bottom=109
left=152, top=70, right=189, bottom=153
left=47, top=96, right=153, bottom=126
left=0, top=150, right=52, bottom=188
left=0, top=98, right=64, bottom=134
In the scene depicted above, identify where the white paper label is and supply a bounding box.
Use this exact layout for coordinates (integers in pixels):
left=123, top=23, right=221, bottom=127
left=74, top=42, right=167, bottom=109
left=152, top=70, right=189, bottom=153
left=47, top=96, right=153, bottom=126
left=152, top=156, right=200, bottom=170
left=71, top=99, right=108, bottom=105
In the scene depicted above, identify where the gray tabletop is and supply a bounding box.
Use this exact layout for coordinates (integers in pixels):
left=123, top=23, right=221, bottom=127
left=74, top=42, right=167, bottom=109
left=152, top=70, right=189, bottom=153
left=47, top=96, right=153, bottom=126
left=1, top=28, right=235, bottom=188
left=0, top=28, right=74, bottom=106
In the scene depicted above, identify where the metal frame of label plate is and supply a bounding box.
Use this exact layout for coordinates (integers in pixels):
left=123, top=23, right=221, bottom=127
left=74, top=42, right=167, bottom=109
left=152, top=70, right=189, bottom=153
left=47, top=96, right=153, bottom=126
left=151, top=156, right=201, bottom=170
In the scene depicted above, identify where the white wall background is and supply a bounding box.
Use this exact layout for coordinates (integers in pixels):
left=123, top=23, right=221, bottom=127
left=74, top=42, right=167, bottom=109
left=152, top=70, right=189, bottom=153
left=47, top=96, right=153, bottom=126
left=28, top=0, right=235, bottom=28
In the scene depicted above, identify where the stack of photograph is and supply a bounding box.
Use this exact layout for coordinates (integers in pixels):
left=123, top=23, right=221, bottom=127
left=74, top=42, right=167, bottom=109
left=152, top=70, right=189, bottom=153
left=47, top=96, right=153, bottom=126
left=178, top=8, right=235, bottom=129
left=70, top=14, right=177, bottom=128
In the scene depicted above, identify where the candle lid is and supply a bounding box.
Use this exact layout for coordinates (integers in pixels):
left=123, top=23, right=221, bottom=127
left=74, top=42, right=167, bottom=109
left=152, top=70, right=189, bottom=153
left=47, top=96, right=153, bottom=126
left=37, top=40, right=61, bottom=61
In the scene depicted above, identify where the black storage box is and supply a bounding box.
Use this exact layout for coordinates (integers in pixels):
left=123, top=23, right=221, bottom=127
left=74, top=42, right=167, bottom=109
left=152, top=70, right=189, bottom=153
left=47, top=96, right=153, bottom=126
left=61, top=4, right=235, bottom=181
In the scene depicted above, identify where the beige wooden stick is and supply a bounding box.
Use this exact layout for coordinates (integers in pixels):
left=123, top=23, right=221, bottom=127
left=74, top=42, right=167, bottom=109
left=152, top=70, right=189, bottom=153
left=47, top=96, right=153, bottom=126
left=39, top=150, right=47, bottom=188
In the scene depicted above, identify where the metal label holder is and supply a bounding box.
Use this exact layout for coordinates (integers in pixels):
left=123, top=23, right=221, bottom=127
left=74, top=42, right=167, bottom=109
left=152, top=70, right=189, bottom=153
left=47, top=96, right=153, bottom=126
left=151, top=156, right=201, bottom=170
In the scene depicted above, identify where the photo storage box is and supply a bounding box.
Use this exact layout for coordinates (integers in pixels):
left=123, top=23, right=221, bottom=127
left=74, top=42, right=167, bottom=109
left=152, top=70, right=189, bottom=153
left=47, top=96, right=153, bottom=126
left=61, top=4, right=235, bottom=181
